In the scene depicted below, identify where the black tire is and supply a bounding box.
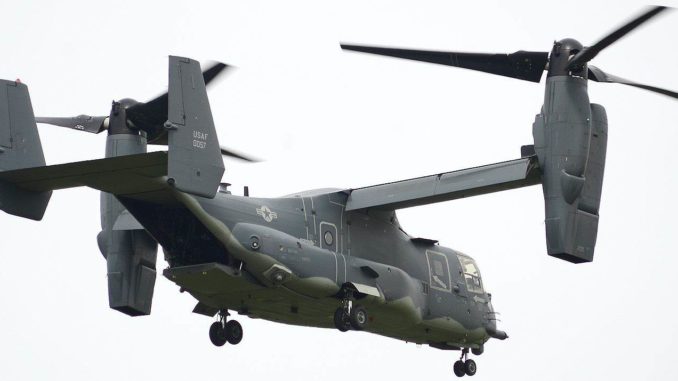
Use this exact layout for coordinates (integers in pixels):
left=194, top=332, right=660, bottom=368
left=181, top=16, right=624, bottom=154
left=225, top=320, right=243, bottom=345
left=333, top=308, right=350, bottom=332
left=464, top=359, right=477, bottom=376
left=209, top=322, right=227, bottom=347
left=349, top=305, right=368, bottom=331
left=453, top=360, right=466, bottom=377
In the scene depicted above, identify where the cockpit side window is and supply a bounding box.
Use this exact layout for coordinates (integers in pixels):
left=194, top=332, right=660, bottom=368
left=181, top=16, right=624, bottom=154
left=457, top=254, right=484, bottom=294
left=426, top=250, right=451, bottom=292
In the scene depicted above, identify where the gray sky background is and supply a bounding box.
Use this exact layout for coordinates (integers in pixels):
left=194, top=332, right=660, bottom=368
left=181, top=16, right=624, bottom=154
left=1, top=0, right=677, bottom=380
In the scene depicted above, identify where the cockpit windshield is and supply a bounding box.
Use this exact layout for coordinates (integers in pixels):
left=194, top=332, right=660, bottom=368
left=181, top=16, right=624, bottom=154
left=457, top=254, right=484, bottom=294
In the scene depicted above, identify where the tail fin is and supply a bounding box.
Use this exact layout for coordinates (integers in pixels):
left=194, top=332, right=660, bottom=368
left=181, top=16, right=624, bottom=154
left=0, top=80, right=51, bottom=220
left=166, top=56, right=225, bottom=198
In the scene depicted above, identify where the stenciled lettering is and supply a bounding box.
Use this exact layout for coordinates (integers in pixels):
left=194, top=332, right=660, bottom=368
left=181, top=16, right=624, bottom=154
left=192, top=130, right=208, bottom=149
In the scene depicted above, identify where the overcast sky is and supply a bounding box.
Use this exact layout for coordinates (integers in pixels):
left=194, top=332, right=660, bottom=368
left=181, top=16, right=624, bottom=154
left=1, top=1, right=677, bottom=380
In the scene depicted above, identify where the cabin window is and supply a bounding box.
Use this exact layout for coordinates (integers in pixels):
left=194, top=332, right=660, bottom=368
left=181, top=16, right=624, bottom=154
left=319, top=222, right=338, bottom=253
left=457, top=254, right=484, bottom=294
left=323, top=231, right=334, bottom=246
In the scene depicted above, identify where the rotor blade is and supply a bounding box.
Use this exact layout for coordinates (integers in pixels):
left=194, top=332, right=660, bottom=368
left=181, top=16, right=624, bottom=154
left=220, top=146, right=261, bottom=162
left=341, top=44, right=549, bottom=82
left=141, top=61, right=229, bottom=116
left=569, top=6, right=669, bottom=68
left=126, top=62, right=231, bottom=141
left=202, top=61, right=229, bottom=86
left=588, top=65, right=678, bottom=100
left=35, top=115, right=108, bottom=133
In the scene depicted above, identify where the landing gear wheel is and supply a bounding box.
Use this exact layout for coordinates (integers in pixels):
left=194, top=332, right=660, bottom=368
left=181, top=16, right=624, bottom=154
left=464, top=359, right=477, bottom=376
left=349, top=305, right=368, bottom=330
left=225, top=320, right=243, bottom=345
left=209, top=322, right=227, bottom=347
left=453, top=360, right=466, bottom=377
left=333, top=307, right=351, bottom=332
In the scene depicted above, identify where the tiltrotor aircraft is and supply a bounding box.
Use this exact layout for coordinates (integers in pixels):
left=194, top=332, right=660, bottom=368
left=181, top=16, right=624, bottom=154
left=0, top=6, right=675, bottom=378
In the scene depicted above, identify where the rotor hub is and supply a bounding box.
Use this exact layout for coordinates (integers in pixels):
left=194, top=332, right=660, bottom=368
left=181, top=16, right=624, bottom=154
left=118, top=98, right=140, bottom=109
left=548, top=38, right=587, bottom=78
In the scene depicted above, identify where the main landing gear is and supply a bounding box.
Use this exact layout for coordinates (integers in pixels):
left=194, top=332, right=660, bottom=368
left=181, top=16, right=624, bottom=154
left=333, top=289, right=368, bottom=332
left=209, top=309, right=243, bottom=347
left=453, top=348, right=477, bottom=377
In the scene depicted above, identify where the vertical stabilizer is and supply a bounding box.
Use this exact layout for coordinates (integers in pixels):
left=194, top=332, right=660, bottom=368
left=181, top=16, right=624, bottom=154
left=167, top=56, right=225, bottom=198
left=0, top=80, right=51, bottom=220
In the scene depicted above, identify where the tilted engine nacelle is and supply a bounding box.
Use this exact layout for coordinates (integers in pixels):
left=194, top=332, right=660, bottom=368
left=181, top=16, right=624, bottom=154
left=97, top=222, right=158, bottom=316
left=97, top=114, right=159, bottom=315
left=532, top=76, right=608, bottom=263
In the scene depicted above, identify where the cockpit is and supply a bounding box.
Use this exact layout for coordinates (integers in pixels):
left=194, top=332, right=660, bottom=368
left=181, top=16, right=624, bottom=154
left=457, top=254, right=484, bottom=294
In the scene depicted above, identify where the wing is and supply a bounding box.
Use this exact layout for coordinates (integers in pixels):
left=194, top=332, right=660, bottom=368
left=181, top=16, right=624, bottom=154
left=345, top=156, right=541, bottom=211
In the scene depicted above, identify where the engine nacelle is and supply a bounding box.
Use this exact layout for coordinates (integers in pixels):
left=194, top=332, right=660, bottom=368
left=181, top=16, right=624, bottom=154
left=98, top=227, right=158, bottom=316
left=97, top=132, right=158, bottom=315
left=533, top=76, right=608, bottom=263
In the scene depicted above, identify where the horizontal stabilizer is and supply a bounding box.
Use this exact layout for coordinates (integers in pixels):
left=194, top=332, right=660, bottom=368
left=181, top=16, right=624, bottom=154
left=0, top=152, right=169, bottom=199
left=345, top=157, right=541, bottom=211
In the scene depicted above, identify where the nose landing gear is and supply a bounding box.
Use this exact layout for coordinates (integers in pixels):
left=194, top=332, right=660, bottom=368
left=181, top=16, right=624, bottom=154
left=453, top=348, right=477, bottom=377
left=209, top=309, right=244, bottom=347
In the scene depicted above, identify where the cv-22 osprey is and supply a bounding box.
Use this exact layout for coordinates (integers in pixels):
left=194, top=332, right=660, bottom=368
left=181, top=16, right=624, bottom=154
left=0, top=6, right=675, bottom=378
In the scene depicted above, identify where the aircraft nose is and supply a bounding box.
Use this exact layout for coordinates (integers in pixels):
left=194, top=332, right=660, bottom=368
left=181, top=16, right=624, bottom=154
left=486, top=326, right=509, bottom=340
left=481, top=293, right=507, bottom=339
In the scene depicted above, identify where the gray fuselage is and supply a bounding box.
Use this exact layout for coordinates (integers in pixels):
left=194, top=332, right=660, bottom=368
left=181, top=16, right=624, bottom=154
left=150, top=188, right=500, bottom=351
